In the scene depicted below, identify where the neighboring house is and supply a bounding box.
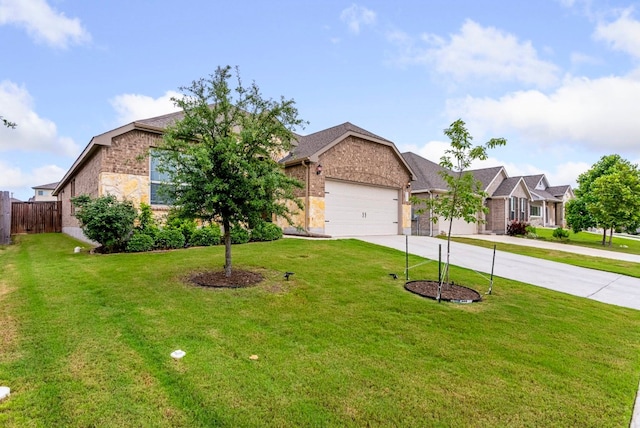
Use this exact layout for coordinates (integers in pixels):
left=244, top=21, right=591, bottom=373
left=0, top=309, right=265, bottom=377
left=31, top=182, right=59, bottom=202
left=403, top=151, right=572, bottom=235
left=54, top=114, right=415, bottom=241
left=279, top=122, right=415, bottom=236
left=522, top=175, right=574, bottom=228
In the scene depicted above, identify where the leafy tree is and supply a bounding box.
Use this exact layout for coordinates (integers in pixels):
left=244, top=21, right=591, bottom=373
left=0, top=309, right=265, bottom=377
left=155, top=66, right=304, bottom=276
left=1, top=116, right=16, bottom=128
left=411, top=119, right=506, bottom=293
left=71, top=194, right=137, bottom=253
left=568, top=154, right=640, bottom=246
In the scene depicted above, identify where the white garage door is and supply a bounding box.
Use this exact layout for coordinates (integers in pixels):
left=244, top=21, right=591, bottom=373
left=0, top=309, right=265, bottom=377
left=438, top=216, right=478, bottom=235
left=325, top=180, right=399, bottom=236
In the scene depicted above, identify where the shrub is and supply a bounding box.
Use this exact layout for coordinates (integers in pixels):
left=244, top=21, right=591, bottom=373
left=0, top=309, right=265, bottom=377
left=525, top=224, right=538, bottom=239
left=71, top=194, right=137, bottom=253
left=230, top=225, right=250, bottom=244
left=136, top=203, right=156, bottom=232
left=506, top=220, right=529, bottom=236
left=190, top=225, right=221, bottom=246
left=154, top=228, right=186, bottom=250
left=164, top=210, right=198, bottom=245
left=126, top=232, right=155, bottom=252
left=553, top=227, right=570, bottom=240
left=250, top=222, right=283, bottom=242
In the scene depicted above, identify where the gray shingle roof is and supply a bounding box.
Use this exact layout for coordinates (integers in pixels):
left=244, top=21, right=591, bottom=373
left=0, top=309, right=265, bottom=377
left=468, top=166, right=505, bottom=191
left=522, top=174, right=545, bottom=189
left=547, top=185, right=571, bottom=198
left=32, top=182, right=60, bottom=190
left=135, top=110, right=185, bottom=129
left=284, top=122, right=392, bottom=162
left=492, top=177, right=524, bottom=197
left=402, top=152, right=449, bottom=191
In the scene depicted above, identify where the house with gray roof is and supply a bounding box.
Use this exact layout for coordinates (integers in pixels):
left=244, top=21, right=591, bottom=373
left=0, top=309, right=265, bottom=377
left=54, top=115, right=415, bottom=241
left=31, top=181, right=60, bottom=202
left=403, top=152, right=572, bottom=235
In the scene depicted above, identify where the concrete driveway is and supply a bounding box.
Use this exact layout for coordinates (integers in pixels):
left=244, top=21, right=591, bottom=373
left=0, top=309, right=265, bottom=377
left=356, top=235, right=640, bottom=311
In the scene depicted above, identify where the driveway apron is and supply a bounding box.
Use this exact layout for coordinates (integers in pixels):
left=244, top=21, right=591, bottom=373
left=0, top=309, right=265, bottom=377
left=356, top=235, right=640, bottom=311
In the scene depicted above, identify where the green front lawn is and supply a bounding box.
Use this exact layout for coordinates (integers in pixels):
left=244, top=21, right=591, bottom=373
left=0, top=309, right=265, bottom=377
left=1, top=234, right=639, bottom=427
left=534, top=228, right=640, bottom=254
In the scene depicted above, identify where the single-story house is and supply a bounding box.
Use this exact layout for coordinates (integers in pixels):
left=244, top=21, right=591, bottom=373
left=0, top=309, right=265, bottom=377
left=402, top=151, right=573, bottom=235
left=30, top=182, right=59, bottom=202
left=53, top=113, right=415, bottom=241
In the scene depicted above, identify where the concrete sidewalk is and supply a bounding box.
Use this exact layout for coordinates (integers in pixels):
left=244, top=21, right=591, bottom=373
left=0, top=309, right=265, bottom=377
left=468, top=233, right=640, bottom=263
left=357, top=235, right=640, bottom=311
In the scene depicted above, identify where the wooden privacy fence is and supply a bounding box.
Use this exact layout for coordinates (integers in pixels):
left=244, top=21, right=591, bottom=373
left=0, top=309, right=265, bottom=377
left=11, top=201, right=62, bottom=234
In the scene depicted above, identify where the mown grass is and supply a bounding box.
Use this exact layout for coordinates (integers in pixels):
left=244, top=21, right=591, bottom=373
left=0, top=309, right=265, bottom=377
left=1, top=234, right=639, bottom=427
left=534, top=228, right=640, bottom=254
left=451, top=237, right=640, bottom=279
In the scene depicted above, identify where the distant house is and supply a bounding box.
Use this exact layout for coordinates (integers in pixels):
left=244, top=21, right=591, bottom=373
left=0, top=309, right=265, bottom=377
left=53, top=113, right=415, bottom=241
left=402, top=151, right=572, bottom=235
left=31, top=182, right=59, bottom=202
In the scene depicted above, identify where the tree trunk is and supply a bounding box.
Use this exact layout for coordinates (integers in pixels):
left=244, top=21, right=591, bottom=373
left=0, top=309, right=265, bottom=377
left=601, top=228, right=607, bottom=246
left=223, top=218, right=232, bottom=277
left=608, top=227, right=614, bottom=247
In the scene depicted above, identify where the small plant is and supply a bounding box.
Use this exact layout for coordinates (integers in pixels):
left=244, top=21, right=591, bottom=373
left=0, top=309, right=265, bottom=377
left=230, top=225, right=250, bottom=244
left=154, top=228, right=186, bottom=250
left=250, top=222, right=283, bottom=242
left=506, top=220, right=529, bottom=236
left=553, top=227, right=570, bottom=240
left=126, top=232, right=155, bottom=252
left=525, top=224, right=538, bottom=239
left=190, top=225, right=221, bottom=246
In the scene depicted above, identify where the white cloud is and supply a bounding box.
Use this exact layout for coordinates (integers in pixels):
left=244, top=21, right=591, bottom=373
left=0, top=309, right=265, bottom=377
left=340, top=4, right=376, bottom=34
left=388, top=20, right=560, bottom=88
left=594, top=8, right=640, bottom=58
left=0, top=0, right=90, bottom=49
left=109, top=91, right=183, bottom=126
left=446, top=74, right=640, bottom=154
left=0, top=160, right=66, bottom=200
left=0, top=80, right=80, bottom=156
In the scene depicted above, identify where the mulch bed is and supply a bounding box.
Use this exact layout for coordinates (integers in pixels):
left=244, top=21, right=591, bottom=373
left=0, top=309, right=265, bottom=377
left=405, top=280, right=482, bottom=303
left=191, top=269, right=264, bottom=288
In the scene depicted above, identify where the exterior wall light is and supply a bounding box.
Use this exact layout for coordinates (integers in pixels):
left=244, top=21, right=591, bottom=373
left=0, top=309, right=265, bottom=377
left=316, top=164, right=323, bottom=175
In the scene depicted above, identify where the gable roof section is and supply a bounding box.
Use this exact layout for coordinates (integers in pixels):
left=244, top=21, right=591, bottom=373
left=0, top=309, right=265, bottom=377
left=283, top=122, right=415, bottom=179
left=33, top=181, right=60, bottom=190
left=547, top=185, right=572, bottom=198
left=53, top=115, right=178, bottom=196
left=469, top=166, right=506, bottom=192
left=492, top=177, right=532, bottom=199
left=402, top=152, right=449, bottom=192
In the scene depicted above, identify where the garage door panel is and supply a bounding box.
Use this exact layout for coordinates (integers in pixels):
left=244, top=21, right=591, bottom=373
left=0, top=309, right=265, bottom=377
left=325, top=180, right=399, bottom=236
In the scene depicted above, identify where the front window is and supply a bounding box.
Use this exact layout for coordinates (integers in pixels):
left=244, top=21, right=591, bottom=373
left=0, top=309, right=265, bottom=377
left=530, top=205, right=541, bottom=217
left=150, top=149, right=173, bottom=205
left=509, top=196, right=517, bottom=220
left=520, top=198, right=526, bottom=221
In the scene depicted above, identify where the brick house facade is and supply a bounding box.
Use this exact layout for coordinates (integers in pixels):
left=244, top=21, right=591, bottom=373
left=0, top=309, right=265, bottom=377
left=54, top=117, right=414, bottom=241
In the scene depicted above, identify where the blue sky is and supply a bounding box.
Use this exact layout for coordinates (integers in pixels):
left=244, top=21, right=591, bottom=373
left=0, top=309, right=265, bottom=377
left=2, top=0, right=640, bottom=200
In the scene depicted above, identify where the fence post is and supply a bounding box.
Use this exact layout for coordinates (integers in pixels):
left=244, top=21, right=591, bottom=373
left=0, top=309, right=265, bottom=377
left=0, top=191, right=10, bottom=245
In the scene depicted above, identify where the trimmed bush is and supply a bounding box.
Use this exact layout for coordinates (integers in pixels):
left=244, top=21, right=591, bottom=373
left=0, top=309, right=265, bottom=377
left=154, top=228, right=186, bottom=250
left=553, top=227, right=570, bottom=240
left=525, top=224, right=538, bottom=239
left=71, top=194, right=137, bottom=253
left=126, top=233, right=155, bottom=253
left=190, top=225, right=221, bottom=246
left=230, top=225, right=250, bottom=244
left=165, top=211, right=197, bottom=245
left=506, top=220, right=529, bottom=236
left=250, top=222, right=283, bottom=242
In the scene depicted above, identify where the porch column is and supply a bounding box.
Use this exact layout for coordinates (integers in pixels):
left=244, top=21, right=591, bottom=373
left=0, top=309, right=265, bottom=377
left=543, top=201, right=547, bottom=226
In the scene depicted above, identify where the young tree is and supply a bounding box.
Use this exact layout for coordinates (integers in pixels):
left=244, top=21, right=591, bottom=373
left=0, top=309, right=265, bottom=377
left=412, top=119, right=506, bottom=290
left=156, top=66, right=304, bottom=277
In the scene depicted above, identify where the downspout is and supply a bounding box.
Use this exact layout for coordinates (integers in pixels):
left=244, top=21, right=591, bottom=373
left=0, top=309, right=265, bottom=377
left=303, top=160, right=310, bottom=233
left=428, top=190, right=433, bottom=237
